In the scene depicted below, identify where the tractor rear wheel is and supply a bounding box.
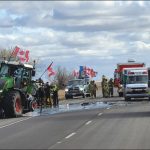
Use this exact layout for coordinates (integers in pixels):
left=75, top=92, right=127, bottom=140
left=3, top=91, right=23, bottom=118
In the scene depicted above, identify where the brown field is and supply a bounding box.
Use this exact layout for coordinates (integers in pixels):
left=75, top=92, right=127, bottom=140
left=58, top=90, right=65, bottom=100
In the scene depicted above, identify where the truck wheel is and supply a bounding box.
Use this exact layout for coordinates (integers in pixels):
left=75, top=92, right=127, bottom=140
left=65, top=95, right=69, bottom=99
left=3, top=91, right=23, bottom=118
left=125, top=97, right=131, bottom=101
left=119, top=92, right=123, bottom=97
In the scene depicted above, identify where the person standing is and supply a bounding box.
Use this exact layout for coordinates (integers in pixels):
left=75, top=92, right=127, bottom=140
left=44, top=82, right=52, bottom=107
left=52, top=84, right=59, bottom=107
left=108, top=78, right=114, bottom=97
left=93, top=80, right=98, bottom=98
left=103, top=78, right=109, bottom=98
left=101, top=75, right=105, bottom=98
left=88, top=81, right=93, bottom=98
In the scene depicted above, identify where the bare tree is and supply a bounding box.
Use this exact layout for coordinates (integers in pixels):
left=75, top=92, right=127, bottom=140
left=0, top=48, right=12, bottom=60
left=54, top=66, right=74, bottom=89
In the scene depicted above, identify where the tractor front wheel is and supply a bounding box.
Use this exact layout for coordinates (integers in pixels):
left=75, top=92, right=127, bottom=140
left=29, top=100, right=38, bottom=111
left=3, top=91, right=23, bottom=118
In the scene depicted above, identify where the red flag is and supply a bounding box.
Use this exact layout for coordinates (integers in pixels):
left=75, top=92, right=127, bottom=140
left=12, top=46, right=30, bottom=63
left=47, top=65, right=56, bottom=77
left=17, top=50, right=30, bottom=63
left=12, top=46, right=20, bottom=56
left=25, top=50, right=29, bottom=62
left=73, top=70, right=79, bottom=77
left=84, top=67, right=92, bottom=77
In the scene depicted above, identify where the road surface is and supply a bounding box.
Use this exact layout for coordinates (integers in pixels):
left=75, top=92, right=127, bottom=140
left=0, top=98, right=150, bottom=149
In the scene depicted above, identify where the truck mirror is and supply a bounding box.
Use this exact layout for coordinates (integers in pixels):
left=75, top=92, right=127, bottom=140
left=32, top=70, right=36, bottom=76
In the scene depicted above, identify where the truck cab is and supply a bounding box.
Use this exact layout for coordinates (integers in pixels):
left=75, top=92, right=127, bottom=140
left=122, top=67, right=149, bottom=101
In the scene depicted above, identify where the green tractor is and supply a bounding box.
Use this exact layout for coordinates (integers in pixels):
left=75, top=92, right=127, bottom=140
left=0, top=60, right=38, bottom=118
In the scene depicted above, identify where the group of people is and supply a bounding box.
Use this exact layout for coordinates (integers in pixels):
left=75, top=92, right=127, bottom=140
left=87, top=76, right=114, bottom=99
left=36, top=78, right=59, bottom=108
left=101, top=75, right=114, bottom=98
left=35, top=75, right=114, bottom=106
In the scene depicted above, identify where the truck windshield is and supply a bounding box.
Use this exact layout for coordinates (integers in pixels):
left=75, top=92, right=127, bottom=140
left=67, top=80, right=84, bottom=86
left=127, top=75, right=148, bottom=84
left=0, top=64, right=22, bottom=77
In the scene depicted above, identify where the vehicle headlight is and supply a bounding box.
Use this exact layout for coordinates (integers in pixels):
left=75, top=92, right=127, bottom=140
left=79, top=87, right=84, bottom=91
left=119, top=84, right=123, bottom=88
left=65, top=88, right=68, bottom=92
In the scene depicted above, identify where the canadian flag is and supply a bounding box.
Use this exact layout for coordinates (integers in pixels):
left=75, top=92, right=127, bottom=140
left=12, top=46, right=20, bottom=56
left=84, top=67, right=91, bottom=77
left=86, top=67, right=92, bottom=76
left=47, top=65, right=56, bottom=77
left=12, top=46, right=29, bottom=63
left=73, top=70, right=79, bottom=77
left=83, top=66, right=97, bottom=78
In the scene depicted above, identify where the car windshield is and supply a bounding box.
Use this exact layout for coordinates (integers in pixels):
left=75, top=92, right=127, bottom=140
left=127, top=75, right=148, bottom=84
left=67, top=80, right=84, bottom=86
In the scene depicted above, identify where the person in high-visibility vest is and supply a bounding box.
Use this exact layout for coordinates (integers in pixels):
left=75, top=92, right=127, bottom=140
left=108, top=78, right=114, bottom=97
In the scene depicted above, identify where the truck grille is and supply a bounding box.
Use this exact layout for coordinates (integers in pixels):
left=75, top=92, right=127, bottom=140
left=128, top=89, right=147, bottom=94
left=131, top=87, right=146, bottom=90
left=69, top=87, right=80, bottom=93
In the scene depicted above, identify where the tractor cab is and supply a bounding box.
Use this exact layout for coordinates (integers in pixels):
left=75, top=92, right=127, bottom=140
left=0, top=60, right=37, bottom=118
left=0, top=61, right=35, bottom=89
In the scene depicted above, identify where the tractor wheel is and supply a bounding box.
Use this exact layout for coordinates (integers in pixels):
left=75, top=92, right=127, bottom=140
left=82, top=94, right=85, bottom=98
left=29, top=100, right=38, bottom=112
left=3, top=91, right=23, bottom=118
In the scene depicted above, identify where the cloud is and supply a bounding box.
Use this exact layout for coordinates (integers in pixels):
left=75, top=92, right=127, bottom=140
left=0, top=1, right=150, bottom=80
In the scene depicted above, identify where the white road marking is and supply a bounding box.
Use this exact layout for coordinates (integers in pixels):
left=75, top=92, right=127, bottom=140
left=0, top=117, right=32, bottom=129
left=65, top=132, right=76, bottom=139
left=57, top=141, right=62, bottom=144
left=85, top=120, right=92, bottom=125
left=98, top=113, right=103, bottom=116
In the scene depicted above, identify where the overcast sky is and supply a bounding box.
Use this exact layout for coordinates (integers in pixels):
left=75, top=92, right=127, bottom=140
left=0, top=1, right=150, bottom=81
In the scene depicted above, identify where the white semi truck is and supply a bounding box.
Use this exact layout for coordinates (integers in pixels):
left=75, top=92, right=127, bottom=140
left=122, top=67, right=149, bottom=101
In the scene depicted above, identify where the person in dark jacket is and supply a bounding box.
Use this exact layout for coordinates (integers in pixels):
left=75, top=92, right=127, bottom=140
left=52, top=84, right=59, bottom=107
left=44, top=82, right=52, bottom=107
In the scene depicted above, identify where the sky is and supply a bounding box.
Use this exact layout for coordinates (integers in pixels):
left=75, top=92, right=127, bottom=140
left=0, top=1, right=150, bottom=81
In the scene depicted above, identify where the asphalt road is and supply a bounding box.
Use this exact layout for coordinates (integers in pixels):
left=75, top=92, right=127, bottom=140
left=1, top=98, right=150, bottom=149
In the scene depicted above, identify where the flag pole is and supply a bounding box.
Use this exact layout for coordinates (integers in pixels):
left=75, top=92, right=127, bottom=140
left=39, top=61, right=53, bottom=79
